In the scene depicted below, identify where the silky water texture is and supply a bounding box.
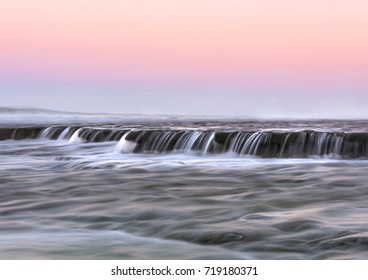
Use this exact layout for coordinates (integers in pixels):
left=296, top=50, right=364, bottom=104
left=1, top=110, right=368, bottom=259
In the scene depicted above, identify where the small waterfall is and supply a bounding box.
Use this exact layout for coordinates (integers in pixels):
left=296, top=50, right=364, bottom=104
left=1, top=125, right=367, bottom=159
left=57, top=127, right=70, bottom=140
left=69, top=128, right=85, bottom=143
left=279, top=133, right=291, bottom=157
left=227, top=132, right=247, bottom=154
left=93, top=129, right=368, bottom=158
left=39, top=127, right=52, bottom=139
left=66, top=127, right=121, bottom=143
left=179, top=131, right=202, bottom=152
left=115, top=131, right=137, bottom=153
left=39, top=127, right=59, bottom=139
left=142, top=131, right=178, bottom=153
left=154, top=131, right=177, bottom=152
left=202, top=132, right=215, bottom=154
left=239, top=132, right=263, bottom=155
left=106, top=130, right=126, bottom=141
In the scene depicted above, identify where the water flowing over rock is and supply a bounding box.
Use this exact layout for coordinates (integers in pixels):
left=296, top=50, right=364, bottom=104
left=0, top=125, right=367, bottom=159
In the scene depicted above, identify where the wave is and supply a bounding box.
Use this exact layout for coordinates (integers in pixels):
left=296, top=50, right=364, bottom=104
left=1, top=125, right=368, bottom=159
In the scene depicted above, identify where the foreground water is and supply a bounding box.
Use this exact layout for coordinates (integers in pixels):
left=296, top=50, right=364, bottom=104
left=1, top=109, right=368, bottom=259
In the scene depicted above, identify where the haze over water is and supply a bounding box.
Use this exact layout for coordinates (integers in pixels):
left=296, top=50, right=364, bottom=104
left=1, top=108, right=368, bottom=259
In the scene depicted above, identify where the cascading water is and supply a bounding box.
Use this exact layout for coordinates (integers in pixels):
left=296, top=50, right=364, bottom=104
left=1, top=125, right=367, bottom=158
left=202, top=132, right=215, bottom=154
left=115, top=131, right=137, bottom=153
left=39, top=127, right=55, bottom=139
left=69, top=128, right=85, bottom=143
left=2, top=114, right=368, bottom=260
left=57, top=127, right=70, bottom=140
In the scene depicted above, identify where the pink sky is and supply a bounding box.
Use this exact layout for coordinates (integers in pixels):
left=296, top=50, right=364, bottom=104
left=0, top=0, right=367, bottom=116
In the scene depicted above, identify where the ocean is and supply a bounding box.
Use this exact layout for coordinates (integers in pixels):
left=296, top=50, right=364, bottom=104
left=1, top=107, right=368, bottom=259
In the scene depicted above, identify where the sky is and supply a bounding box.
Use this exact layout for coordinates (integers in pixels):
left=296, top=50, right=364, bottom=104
left=0, top=0, right=367, bottom=118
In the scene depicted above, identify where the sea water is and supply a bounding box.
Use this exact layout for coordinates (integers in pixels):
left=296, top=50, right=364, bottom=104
left=1, top=108, right=368, bottom=259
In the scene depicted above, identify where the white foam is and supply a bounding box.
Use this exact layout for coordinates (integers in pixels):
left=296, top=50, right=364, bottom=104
left=114, top=132, right=137, bottom=153
left=68, top=128, right=85, bottom=143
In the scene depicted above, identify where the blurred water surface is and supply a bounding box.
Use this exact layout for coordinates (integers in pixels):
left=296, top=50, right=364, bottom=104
left=1, top=113, right=368, bottom=259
